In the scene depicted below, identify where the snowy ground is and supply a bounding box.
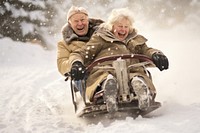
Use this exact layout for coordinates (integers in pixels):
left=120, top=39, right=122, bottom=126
left=1, top=9, right=200, bottom=133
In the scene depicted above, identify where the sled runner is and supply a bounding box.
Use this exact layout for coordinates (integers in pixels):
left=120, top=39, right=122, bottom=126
left=67, top=54, right=161, bottom=118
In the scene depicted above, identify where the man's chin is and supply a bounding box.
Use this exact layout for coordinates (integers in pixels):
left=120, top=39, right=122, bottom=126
left=77, top=31, right=87, bottom=36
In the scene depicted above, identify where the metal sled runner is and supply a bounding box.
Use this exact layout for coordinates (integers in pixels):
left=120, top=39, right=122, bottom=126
left=69, top=54, right=161, bottom=118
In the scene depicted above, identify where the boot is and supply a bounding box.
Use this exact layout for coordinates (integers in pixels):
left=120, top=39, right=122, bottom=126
left=131, top=76, right=151, bottom=111
left=102, top=75, right=118, bottom=113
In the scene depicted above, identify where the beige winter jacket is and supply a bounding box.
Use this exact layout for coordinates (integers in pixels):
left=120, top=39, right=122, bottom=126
left=69, top=27, right=162, bottom=101
left=57, top=18, right=104, bottom=75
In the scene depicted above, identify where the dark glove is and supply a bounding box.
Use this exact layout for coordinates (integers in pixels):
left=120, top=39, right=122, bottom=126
left=70, top=61, right=86, bottom=80
left=152, top=53, right=169, bottom=71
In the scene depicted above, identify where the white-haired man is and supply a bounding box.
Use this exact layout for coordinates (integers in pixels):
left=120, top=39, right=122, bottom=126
left=69, top=8, right=169, bottom=112
left=57, top=6, right=103, bottom=76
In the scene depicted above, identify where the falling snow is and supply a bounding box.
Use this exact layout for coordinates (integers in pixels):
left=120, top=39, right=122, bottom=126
left=0, top=0, right=200, bottom=133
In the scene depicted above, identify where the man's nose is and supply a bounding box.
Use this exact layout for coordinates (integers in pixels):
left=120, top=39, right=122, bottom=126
left=77, top=20, right=83, bottom=25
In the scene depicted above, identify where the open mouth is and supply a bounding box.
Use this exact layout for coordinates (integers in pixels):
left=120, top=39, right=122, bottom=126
left=118, top=32, right=126, bottom=38
left=77, top=27, right=84, bottom=31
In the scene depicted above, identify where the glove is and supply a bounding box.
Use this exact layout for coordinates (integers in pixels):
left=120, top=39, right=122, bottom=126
left=70, top=61, right=86, bottom=80
left=152, top=53, right=169, bottom=71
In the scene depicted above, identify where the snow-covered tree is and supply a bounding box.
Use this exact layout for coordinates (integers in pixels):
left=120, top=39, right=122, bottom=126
left=0, top=0, right=57, bottom=48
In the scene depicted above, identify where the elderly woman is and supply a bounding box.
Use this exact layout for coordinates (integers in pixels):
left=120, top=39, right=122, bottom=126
left=69, top=8, right=169, bottom=111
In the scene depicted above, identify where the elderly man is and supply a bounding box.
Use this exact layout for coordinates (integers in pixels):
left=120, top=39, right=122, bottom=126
left=68, top=8, right=169, bottom=112
left=57, top=6, right=103, bottom=75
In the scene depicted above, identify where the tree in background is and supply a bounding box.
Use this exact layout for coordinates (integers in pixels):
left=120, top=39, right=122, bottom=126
left=0, top=0, right=56, bottom=49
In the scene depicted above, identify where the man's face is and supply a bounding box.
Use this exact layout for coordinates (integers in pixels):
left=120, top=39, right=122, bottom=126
left=112, top=18, right=130, bottom=41
left=69, top=13, right=89, bottom=36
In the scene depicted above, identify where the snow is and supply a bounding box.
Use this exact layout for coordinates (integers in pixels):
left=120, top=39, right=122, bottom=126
left=29, top=11, right=46, bottom=21
left=18, top=0, right=46, bottom=8
left=1, top=2, right=200, bottom=133
left=20, top=22, right=34, bottom=36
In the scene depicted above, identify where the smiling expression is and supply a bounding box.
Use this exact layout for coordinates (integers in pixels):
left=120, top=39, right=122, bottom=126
left=69, top=13, right=89, bottom=36
left=112, top=18, right=131, bottom=41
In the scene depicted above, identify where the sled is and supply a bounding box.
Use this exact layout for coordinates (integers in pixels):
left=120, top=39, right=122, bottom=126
left=68, top=54, right=161, bottom=118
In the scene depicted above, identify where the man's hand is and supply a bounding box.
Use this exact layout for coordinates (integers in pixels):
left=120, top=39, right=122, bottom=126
left=70, top=61, right=86, bottom=80
left=152, top=53, right=169, bottom=71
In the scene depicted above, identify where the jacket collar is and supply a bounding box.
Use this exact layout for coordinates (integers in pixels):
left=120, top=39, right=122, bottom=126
left=95, top=27, right=137, bottom=44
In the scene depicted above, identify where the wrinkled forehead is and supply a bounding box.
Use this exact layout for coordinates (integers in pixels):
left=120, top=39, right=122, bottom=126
left=69, top=13, right=88, bottom=21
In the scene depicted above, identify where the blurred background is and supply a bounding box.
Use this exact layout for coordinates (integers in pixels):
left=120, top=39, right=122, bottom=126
left=1, top=0, right=199, bottom=49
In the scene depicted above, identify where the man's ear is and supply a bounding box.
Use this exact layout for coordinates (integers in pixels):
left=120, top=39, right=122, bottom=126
left=68, top=21, right=71, bottom=26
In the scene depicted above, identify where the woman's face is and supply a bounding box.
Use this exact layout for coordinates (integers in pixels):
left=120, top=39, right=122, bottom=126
left=112, top=18, right=131, bottom=41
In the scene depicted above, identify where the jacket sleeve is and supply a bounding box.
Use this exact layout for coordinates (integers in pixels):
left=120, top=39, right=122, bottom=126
left=127, top=35, right=162, bottom=58
left=57, top=40, right=72, bottom=75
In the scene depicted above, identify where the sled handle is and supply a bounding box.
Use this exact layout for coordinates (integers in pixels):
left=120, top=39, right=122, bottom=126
left=86, top=54, right=153, bottom=73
